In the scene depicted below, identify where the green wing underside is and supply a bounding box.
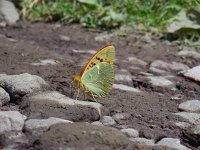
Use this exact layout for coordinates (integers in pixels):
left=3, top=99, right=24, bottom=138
left=81, top=62, right=114, bottom=98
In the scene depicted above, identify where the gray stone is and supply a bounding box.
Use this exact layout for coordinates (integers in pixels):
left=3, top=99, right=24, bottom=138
left=146, top=76, right=174, bottom=87
left=0, top=131, right=28, bottom=149
left=0, top=0, right=19, bottom=25
left=31, top=59, right=60, bottom=66
left=177, top=49, right=200, bottom=59
left=25, top=117, right=72, bottom=136
left=21, top=91, right=102, bottom=122
left=94, top=32, right=113, bottom=42
left=91, top=121, right=103, bottom=126
left=182, top=124, right=200, bottom=148
left=149, top=67, right=167, bottom=74
left=150, top=60, right=189, bottom=72
left=25, top=117, right=72, bottom=131
left=173, top=112, right=200, bottom=124
left=113, top=84, right=140, bottom=92
left=129, top=137, right=155, bottom=145
left=0, top=111, right=26, bottom=133
left=100, top=116, right=116, bottom=126
left=157, top=138, right=191, bottom=150
left=179, top=100, right=200, bottom=112
left=59, top=35, right=70, bottom=41
left=0, top=87, right=10, bottom=106
left=120, top=128, right=139, bottom=138
left=184, top=66, right=200, bottom=83
left=115, top=74, right=132, bottom=82
left=126, top=57, right=147, bottom=67
left=33, top=123, right=145, bottom=150
left=0, top=73, right=47, bottom=98
left=112, top=113, right=131, bottom=121
left=72, top=49, right=96, bottom=54
left=174, top=122, right=191, bottom=129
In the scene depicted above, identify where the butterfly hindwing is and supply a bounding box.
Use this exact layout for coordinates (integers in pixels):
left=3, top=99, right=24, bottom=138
left=81, top=62, right=114, bottom=97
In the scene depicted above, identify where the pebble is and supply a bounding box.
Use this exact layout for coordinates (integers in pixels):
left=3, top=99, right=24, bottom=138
left=59, top=35, right=70, bottom=41
left=120, top=128, right=139, bottom=138
left=21, top=91, right=102, bottom=122
left=0, top=73, right=47, bottom=98
left=150, top=60, right=189, bottom=72
left=174, top=122, right=191, bottom=129
left=149, top=67, right=167, bottom=74
left=0, top=111, right=26, bottom=133
left=146, top=76, right=174, bottom=87
left=99, top=116, right=116, bottom=126
left=112, top=113, right=131, bottom=121
left=94, top=32, right=113, bottom=42
left=72, top=49, right=96, bottom=54
left=177, top=49, right=200, bottom=59
left=31, top=59, right=59, bottom=66
left=0, top=87, right=10, bottom=106
left=115, top=74, right=132, bottom=82
left=129, top=137, right=155, bottom=145
left=184, top=65, right=200, bottom=83
left=0, top=0, right=19, bottom=25
left=91, top=121, right=103, bottom=126
left=179, top=100, right=200, bottom=112
left=157, top=138, right=191, bottom=150
left=173, top=112, right=200, bottom=124
left=126, top=57, right=147, bottom=67
left=113, top=84, right=140, bottom=92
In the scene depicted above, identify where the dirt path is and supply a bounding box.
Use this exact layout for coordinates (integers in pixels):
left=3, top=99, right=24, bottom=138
left=0, top=23, right=200, bottom=150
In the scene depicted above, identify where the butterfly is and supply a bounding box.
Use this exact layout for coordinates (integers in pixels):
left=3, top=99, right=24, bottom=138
left=73, top=45, right=115, bottom=100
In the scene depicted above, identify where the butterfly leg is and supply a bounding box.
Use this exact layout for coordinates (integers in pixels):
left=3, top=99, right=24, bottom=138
left=76, top=88, right=80, bottom=100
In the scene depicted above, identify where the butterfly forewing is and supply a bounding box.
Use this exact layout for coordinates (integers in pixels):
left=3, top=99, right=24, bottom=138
left=81, top=62, right=114, bottom=97
left=80, top=45, right=115, bottom=76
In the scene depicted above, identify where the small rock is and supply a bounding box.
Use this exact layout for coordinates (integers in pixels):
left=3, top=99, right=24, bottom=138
left=173, top=112, right=200, bottom=124
left=25, top=117, right=72, bottom=136
left=179, top=100, right=200, bottom=113
left=157, top=138, right=191, bottom=150
left=0, top=87, right=10, bottom=106
left=120, top=128, right=139, bottom=138
left=149, top=67, right=167, bottom=74
left=146, top=76, right=174, bottom=87
left=31, top=59, right=60, bottom=66
left=72, top=49, right=96, bottom=54
left=21, top=91, right=102, bottom=122
left=126, top=57, right=147, bottom=67
left=0, top=0, right=19, bottom=25
left=91, top=121, right=103, bottom=126
left=112, top=113, right=131, bottom=121
left=150, top=60, right=189, bottom=72
left=174, top=122, right=191, bottom=129
left=100, top=116, right=116, bottom=126
left=129, top=137, right=155, bottom=145
left=0, top=73, right=47, bottom=99
left=113, top=84, right=140, bottom=92
left=182, top=124, right=200, bottom=147
left=59, top=35, right=70, bottom=41
left=177, top=48, right=200, bottom=59
left=94, top=32, right=113, bottom=42
left=0, top=111, right=26, bottom=133
left=0, top=131, right=28, bottom=149
left=115, top=74, right=132, bottom=82
left=184, top=66, right=200, bottom=83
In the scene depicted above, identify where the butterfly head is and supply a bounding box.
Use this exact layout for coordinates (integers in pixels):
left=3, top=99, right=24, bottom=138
left=73, top=75, right=81, bottom=87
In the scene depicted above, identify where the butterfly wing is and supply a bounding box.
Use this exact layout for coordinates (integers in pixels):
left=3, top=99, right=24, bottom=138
left=81, top=62, right=114, bottom=98
left=79, top=45, right=115, bottom=76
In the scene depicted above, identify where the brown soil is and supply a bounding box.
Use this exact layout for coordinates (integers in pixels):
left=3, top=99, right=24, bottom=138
left=0, top=22, right=200, bottom=150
